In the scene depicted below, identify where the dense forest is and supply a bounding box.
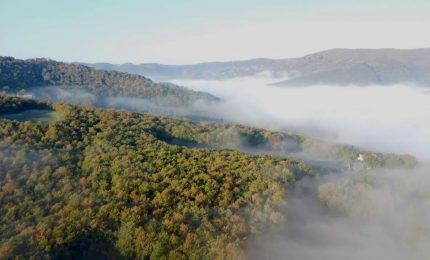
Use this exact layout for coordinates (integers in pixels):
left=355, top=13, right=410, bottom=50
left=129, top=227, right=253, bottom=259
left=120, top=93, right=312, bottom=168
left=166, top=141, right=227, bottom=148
left=0, top=96, right=417, bottom=259
left=0, top=95, right=315, bottom=259
left=0, top=57, right=217, bottom=107
left=147, top=116, right=416, bottom=171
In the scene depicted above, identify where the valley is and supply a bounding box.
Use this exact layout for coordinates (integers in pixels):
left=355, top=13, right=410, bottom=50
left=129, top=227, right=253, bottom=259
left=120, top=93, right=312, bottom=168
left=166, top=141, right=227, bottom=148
left=1, top=1, right=429, bottom=259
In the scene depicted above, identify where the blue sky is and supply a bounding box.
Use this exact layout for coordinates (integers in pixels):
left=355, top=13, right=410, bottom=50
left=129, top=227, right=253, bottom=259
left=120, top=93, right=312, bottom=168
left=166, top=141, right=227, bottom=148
left=1, top=0, right=429, bottom=64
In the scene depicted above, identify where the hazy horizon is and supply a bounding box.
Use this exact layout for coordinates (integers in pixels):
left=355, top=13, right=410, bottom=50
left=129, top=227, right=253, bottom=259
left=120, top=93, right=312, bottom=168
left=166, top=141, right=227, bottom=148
left=4, top=47, right=430, bottom=66
left=1, top=0, right=430, bottom=64
left=82, top=47, right=430, bottom=65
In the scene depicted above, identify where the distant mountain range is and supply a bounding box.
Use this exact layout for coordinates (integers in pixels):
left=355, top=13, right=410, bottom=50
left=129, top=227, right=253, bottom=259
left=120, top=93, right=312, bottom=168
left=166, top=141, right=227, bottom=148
left=84, top=48, right=430, bottom=87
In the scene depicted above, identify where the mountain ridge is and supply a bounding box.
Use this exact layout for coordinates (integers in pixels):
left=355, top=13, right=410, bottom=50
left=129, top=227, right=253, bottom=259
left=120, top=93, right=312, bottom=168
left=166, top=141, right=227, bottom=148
left=82, top=48, right=430, bottom=86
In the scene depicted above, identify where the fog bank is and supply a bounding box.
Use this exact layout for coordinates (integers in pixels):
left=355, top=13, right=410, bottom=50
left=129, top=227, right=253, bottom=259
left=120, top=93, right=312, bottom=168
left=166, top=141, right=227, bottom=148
left=247, top=167, right=430, bottom=260
left=173, top=78, right=430, bottom=161
left=172, top=77, right=430, bottom=259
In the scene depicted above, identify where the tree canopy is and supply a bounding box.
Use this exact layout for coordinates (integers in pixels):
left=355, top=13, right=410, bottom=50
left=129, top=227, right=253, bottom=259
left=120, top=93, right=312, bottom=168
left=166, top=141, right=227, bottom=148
left=0, top=96, right=313, bottom=259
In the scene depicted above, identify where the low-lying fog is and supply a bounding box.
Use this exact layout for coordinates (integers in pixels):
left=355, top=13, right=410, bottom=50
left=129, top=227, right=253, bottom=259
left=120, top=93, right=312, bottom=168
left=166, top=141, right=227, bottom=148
left=23, top=77, right=430, bottom=162
left=24, top=86, right=194, bottom=117
left=172, top=77, right=430, bottom=162
left=171, top=76, right=430, bottom=260
left=247, top=166, right=430, bottom=260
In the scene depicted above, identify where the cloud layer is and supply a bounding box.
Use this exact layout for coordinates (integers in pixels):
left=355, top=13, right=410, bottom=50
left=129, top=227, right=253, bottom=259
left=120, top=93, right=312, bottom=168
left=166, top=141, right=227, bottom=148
left=173, top=77, right=430, bottom=161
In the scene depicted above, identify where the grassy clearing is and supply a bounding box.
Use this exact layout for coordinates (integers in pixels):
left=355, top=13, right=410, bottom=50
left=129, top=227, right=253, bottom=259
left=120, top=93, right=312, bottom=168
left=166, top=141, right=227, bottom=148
left=0, top=109, right=59, bottom=123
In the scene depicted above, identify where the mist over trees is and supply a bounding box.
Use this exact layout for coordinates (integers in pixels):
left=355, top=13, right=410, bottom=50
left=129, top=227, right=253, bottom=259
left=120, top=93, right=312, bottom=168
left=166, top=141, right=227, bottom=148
left=0, top=96, right=313, bottom=258
left=0, top=95, right=420, bottom=259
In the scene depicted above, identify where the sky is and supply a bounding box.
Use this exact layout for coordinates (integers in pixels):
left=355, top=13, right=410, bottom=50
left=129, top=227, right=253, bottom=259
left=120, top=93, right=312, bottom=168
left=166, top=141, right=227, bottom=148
left=1, top=0, right=430, bottom=64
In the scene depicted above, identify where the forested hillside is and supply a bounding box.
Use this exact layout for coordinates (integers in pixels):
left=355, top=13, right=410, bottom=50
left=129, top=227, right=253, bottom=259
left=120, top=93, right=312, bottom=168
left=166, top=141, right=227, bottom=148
left=148, top=117, right=416, bottom=171
left=0, top=96, right=313, bottom=259
left=0, top=57, right=217, bottom=107
left=0, top=96, right=417, bottom=259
